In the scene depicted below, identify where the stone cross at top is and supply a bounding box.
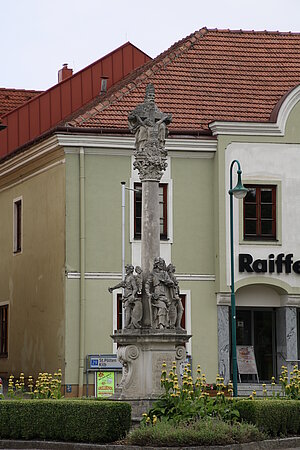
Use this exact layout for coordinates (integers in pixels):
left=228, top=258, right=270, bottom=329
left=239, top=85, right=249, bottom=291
left=128, top=84, right=172, bottom=182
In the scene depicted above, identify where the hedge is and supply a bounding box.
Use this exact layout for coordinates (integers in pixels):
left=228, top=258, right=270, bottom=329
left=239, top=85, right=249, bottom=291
left=0, top=400, right=131, bottom=443
left=236, top=399, right=300, bottom=437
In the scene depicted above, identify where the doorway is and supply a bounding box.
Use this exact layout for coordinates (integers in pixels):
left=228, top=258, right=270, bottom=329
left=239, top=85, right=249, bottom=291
left=236, top=308, right=276, bottom=381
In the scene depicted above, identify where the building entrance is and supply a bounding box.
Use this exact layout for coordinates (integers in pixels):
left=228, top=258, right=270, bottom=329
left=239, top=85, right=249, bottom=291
left=236, top=308, right=276, bottom=381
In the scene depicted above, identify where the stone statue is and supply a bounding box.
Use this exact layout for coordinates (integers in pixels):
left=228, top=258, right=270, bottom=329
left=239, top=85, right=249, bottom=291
left=145, top=257, right=174, bottom=329
left=167, top=263, right=184, bottom=330
left=135, top=266, right=143, bottom=294
left=128, top=83, right=172, bottom=182
left=108, top=264, right=142, bottom=329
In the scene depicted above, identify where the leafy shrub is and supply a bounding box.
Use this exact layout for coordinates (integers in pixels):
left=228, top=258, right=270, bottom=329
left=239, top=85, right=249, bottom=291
left=144, top=361, right=239, bottom=424
left=127, top=418, right=266, bottom=447
left=0, top=400, right=131, bottom=443
left=236, top=399, right=300, bottom=436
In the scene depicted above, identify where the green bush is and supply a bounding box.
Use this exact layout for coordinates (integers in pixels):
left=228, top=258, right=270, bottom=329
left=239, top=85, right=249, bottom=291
left=0, top=400, right=131, bottom=443
left=236, top=399, right=300, bottom=436
left=127, top=418, right=266, bottom=446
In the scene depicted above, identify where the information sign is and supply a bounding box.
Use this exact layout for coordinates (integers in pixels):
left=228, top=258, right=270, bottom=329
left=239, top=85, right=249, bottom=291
left=236, top=345, right=258, bottom=376
left=95, top=372, right=115, bottom=398
left=87, top=354, right=122, bottom=371
left=99, top=354, right=122, bottom=371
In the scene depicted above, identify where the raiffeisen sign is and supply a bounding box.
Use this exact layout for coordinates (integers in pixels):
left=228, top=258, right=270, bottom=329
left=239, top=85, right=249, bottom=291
left=239, top=253, right=300, bottom=274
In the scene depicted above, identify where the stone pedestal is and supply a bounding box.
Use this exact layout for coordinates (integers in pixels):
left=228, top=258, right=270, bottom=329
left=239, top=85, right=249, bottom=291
left=111, top=329, right=190, bottom=410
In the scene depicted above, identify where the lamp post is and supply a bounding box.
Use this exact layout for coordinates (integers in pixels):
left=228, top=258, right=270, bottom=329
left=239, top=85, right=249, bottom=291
left=228, top=160, right=248, bottom=397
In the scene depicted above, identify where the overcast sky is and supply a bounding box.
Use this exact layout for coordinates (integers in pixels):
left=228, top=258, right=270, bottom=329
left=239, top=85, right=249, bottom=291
left=2, top=0, right=300, bottom=91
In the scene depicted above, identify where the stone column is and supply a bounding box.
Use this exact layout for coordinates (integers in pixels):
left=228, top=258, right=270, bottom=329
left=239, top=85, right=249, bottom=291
left=217, top=293, right=231, bottom=384
left=141, top=181, right=160, bottom=326
left=218, top=305, right=230, bottom=384
left=277, top=306, right=298, bottom=376
left=128, top=83, right=172, bottom=328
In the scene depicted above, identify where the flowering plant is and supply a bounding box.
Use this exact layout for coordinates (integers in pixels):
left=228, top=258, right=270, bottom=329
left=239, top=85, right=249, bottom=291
left=279, top=365, right=300, bottom=400
left=141, top=362, right=238, bottom=425
left=7, top=369, right=63, bottom=399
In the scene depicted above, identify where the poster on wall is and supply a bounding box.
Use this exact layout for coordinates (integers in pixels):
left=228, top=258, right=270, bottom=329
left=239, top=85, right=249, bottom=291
left=95, top=372, right=115, bottom=398
left=236, top=346, right=258, bottom=375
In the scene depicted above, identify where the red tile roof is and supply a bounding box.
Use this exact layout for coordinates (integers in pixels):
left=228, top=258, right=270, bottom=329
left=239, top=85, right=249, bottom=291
left=0, top=88, right=41, bottom=118
left=66, top=28, right=300, bottom=133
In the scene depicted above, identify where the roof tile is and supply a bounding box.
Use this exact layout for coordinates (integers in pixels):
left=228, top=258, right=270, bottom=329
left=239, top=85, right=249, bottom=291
left=65, top=28, right=300, bottom=132
left=0, top=88, right=42, bottom=118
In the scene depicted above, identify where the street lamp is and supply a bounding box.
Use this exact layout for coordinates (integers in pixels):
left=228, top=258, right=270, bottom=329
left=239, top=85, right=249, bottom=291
left=228, top=160, right=248, bottom=397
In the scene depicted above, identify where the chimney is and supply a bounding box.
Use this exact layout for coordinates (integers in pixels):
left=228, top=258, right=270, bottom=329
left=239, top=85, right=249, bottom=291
left=58, top=63, right=73, bottom=82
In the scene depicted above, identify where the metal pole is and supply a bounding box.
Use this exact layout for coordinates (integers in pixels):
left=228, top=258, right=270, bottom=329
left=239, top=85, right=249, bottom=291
left=121, top=182, right=126, bottom=329
left=229, top=160, right=239, bottom=398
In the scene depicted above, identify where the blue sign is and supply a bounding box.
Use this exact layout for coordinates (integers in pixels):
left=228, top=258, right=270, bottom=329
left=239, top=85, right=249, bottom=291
left=90, top=357, right=100, bottom=369
left=66, top=384, right=72, bottom=393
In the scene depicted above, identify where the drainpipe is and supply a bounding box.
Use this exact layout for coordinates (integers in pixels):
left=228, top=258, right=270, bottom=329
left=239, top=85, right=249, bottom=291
left=78, top=147, right=86, bottom=397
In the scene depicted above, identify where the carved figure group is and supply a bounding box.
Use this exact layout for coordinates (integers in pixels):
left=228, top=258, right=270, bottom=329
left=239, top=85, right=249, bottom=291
left=108, top=258, right=184, bottom=331
left=146, top=257, right=184, bottom=330
left=108, top=265, right=142, bottom=329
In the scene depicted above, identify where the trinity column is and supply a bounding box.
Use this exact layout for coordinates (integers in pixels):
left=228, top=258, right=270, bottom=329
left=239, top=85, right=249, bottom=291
left=109, top=84, right=190, bottom=414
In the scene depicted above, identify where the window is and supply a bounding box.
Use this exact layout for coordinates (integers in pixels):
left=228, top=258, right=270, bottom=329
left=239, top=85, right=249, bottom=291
left=0, top=305, right=8, bottom=357
left=13, top=198, right=22, bottom=253
left=116, top=293, right=185, bottom=329
left=134, top=183, right=168, bottom=240
left=117, top=294, right=123, bottom=330
left=243, top=185, right=276, bottom=240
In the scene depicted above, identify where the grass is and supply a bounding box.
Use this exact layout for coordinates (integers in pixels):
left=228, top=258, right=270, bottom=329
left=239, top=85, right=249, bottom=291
left=126, top=418, right=266, bottom=447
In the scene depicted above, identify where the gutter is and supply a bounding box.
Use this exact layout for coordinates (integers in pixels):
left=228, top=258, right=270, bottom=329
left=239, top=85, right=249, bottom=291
left=78, top=147, right=86, bottom=397
left=0, top=126, right=214, bottom=165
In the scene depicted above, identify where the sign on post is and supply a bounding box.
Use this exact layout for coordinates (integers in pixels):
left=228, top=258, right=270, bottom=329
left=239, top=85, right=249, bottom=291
left=95, top=372, right=115, bottom=398
left=236, top=345, right=259, bottom=383
left=87, top=354, right=122, bottom=371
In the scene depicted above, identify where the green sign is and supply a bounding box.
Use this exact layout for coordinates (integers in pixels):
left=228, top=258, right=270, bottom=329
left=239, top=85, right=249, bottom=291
left=96, top=371, right=114, bottom=398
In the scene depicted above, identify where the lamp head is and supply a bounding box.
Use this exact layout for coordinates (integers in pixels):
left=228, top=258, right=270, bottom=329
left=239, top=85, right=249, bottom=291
left=229, top=169, right=248, bottom=199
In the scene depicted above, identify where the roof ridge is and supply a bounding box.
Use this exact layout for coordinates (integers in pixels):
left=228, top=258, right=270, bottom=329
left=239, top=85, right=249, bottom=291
left=0, top=87, right=42, bottom=93
left=69, top=28, right=208, bottom=127
left=206, top=27, right=300, bottom=35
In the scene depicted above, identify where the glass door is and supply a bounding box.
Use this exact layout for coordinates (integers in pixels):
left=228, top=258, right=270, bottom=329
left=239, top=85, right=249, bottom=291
left=236, top=308, right=276, bottom=382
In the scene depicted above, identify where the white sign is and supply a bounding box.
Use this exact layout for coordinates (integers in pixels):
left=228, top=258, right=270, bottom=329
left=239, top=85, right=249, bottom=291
left=99, top=354, right=122, bottom=371
left=236, top=346, right=258, bottom=375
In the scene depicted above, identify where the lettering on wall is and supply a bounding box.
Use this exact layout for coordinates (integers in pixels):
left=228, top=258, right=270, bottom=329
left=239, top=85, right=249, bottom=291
left=239, top=253, right=300, bottom=274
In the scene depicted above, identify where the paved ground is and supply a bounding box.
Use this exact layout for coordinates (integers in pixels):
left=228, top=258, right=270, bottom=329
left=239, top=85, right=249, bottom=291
left=1, top=438, right=300, bottom=450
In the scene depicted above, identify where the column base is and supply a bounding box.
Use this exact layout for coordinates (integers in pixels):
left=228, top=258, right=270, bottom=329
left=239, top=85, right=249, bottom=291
left=111, top=329, right=191, bottom=400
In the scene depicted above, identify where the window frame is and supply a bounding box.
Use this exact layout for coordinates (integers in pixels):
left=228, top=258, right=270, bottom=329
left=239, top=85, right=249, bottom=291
left=243, top=185, right=276, bottom=241
left=134, top=182, right=168, bottom=240
left=0, top=304, right=8, bottom=358
left=13, top=197, right=23, bottom=254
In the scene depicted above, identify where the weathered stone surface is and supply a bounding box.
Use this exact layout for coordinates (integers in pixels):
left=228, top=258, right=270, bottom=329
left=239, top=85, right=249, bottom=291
left=112, top=330, right=190, bottom=400
left=108, top=265, right=142, bottom=329
left=128, top=83, right=172, bottom=182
